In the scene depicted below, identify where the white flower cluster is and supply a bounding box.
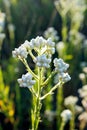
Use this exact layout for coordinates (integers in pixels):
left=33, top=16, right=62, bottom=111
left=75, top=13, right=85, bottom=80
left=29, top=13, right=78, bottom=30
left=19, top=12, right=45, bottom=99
left=29, top=36, right=55, bottom=54
left=12, top=36, right=56, bottom=69
left=44, top=27, right=59, bottom=42
left=17, top=73, right=36, bottom=89
left=29, top=36, right=46, bottom=49
left=53, top=58, right=69, bottom=73
left=64, top=96, right=78, bottom=106
left=12, top=36, right=55, bottom=60
left=53, top=58, right=71, bottom=83
left=78, top=85, right=87, bottom=98
left=12, top=45, right=28, bottom=59
left=61, top=109, right=72, bottom=122
left=35, top=54, right=51, bottom=68
left=55, top=73, right=71, bottom=83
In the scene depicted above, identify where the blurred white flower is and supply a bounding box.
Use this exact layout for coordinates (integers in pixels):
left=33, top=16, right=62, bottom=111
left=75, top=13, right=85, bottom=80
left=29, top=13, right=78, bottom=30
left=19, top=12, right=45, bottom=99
left=8, top=24, right=15, bottom=32
left=79, top=73, right=86, bottom=81
left=0, top=11, right=5, bottom=32
left=53, top=58, right=69, bottom=73
left=17, top=73, right=36, bottom=88
left=35, top=54, right=51, bottom=68
left=0, top=33, right=5, bottom=50
left=61, top=109, right=72, bottom=122
left=78, top=85, right=87, bottom=98
left=83, top=67, right=87, bottom=74
left=64, top=96, right=78, bottom=106
left=45, top=110, right=56, bottom=122
left=78, top=112, right=87, bottom=123
left=75, top=105, right=83, bottom=114
left=0, top=33, right=5, bottom=40
left=44, top=27, right=59, bottom=42
left=82, top=98, right=87, bottom=110
left=3, top=0, right=11, bottom=7
left=56, top=41, right=65, bottom=52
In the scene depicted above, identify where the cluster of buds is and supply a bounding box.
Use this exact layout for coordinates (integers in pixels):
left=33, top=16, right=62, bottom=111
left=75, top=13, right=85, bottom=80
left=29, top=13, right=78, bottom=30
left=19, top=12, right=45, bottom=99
left=12, top=36, right=71, bottom=89
left=54, top=58, right=71, bottom=83
left=17, top=73, right=36, bottom=89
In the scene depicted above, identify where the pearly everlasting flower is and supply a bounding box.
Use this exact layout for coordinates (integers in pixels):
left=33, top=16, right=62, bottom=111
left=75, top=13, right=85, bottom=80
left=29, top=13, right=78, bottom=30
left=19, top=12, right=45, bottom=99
left=17, top=73, right=36, bottom=88
left=12, top=45, right=28, bottom=59
left=44, top=27, right=59, bottom=42
left=35, top=54, right=51, bottom=68
left=22, top=40, right=32, bottom=49
left=53, top=58, right=69, bottom=73
left=64, top=96, right=78, bottom=106
left=82, top=98, right=87, bottom=110
left=61, top=109, right=72, bottom=122
left=29, top=36, right=55, bottom=54
left=78, top=112, right=87, bottom=123
left=46, top=38, right=55, bottom=54
left=75, top=105, right=83, bottom=114
left=79, top=73, right=86, bottom=81
left=56, top=72, right=71, bottom=83
left=29, top=36, right=46, bottom=49
left=78, top=85, right=87, bottom=98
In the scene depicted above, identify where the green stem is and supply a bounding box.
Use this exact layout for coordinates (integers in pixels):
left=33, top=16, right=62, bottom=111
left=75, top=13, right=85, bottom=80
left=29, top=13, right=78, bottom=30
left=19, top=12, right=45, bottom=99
left=32, top=68, right=42, bottom=130
left=70, top=105, right=75, bottom=130
left=57, top=84, right=63, bottom=130
left=20, top=58, right=38, bottom=80
left=41, top=71, right=56, bottom=87
left=28, top=50, right=36, bottom=61
left=40, top=82, right=62, bottom=100
left=59, top=120, right=65, bottom=130
left=62, top=16, right=67, bottom=43
left=79, top=122, right=85, bottom=130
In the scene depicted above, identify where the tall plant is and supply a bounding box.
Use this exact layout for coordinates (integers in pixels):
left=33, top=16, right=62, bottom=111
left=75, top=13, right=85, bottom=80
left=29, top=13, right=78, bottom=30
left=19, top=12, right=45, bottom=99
left=12, top=36, right=71, bottom=130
